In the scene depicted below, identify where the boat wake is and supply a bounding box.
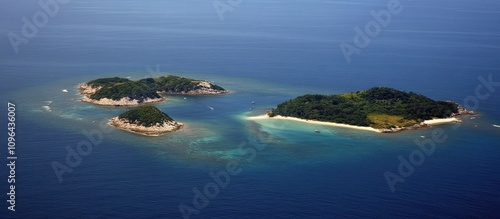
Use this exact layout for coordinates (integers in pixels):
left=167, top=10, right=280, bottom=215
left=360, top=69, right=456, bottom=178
left=43, top=101, right=52, bottom=112
left=43, top=106, right=52, bottom=112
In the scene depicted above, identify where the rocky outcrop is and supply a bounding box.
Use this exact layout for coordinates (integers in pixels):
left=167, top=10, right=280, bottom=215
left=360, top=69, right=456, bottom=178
left=81, top=96, right=165, bottom=106
left=377, top=102, right=472, bottom=133
left=160, top=81, right=229, bottom=95
left=79, top=83, right=165, bottom=106
left=79, top=83, right=100, bottom=95
left=109, top=117, right=183, bottom=135
left=379, top=123, right=431, bottom=133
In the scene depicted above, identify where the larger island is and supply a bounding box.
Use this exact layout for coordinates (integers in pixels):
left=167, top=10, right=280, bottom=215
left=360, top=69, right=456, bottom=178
left=253, top=87, right=471, bottom=133
left=80, top=75, right=228, bottom=106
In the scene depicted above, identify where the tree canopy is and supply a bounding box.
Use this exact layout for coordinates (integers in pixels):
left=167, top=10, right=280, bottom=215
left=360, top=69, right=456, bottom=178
left=118, top=106, right=174, bottom=127
left=154, top=75, right=224, bottom=93
left=87, top=77, right=131, bottom=88
left=85, top=75, right=226, bottom=101
left=90, top=81, right=161, bottom=101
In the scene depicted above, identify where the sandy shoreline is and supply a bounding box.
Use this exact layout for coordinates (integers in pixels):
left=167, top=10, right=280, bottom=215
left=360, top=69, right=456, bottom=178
left=247, top=115, right=382, bottom=133
left=247, top=114, right=462, bottom=133
left=422, top=117, right=460, bottom=125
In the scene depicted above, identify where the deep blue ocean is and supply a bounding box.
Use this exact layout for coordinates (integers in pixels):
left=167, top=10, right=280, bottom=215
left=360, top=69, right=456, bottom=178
left=1, top=0, right=500, bottom=218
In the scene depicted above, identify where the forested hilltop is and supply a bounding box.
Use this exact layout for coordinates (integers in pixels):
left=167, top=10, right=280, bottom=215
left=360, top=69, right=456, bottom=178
left=79, top=75, right=228, bottom=106
left=109, top=106, right=183, bottom=135
left=118, top=105, right=174, bottom=127
left=268, top=87, right=468, bottom=129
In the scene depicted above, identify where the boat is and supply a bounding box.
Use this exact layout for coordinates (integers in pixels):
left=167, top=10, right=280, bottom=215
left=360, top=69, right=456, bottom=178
left=420, top=136, right=425, bottom=138
left=315, top=129, right=321, bottom=133
left=62, top=89, right=68, bottom=93
left=493, top=125, right=500, bottom=128
left=251, top=101, right=255, bottom=104
left=207, top=105, right=214, bottom=110
left=42, top=106, right=51, bottom=112
left=43, top=100, right=53, bottom=112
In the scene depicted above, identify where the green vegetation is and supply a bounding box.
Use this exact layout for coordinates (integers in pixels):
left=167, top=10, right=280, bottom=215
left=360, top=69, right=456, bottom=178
left=367, top=114, right=419, bottom=129
left=90, top=81, right=161, bottom=101
left=87, top=77, right=131, bottom=88
left=268, top=87, right=459, bottom=129
left=85, top=75, right=226, bottom=101
left=154, top=75, right=225, bottom=93
left=118, top=106, right=173, bottom=127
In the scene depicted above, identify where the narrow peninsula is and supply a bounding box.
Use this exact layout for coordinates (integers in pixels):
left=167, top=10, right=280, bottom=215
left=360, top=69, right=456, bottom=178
left=253, top=87, right=470, bottom=133
left=80, top=75, right=228, bottom=106
left=109, top=106, right=183, bottom=135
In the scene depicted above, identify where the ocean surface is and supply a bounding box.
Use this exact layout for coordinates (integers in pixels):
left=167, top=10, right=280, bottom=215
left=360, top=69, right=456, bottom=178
left=1, top=0, right=500, bottom=218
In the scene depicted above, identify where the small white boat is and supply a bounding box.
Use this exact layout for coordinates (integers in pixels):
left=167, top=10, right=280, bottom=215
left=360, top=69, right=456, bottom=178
left=62, top=89, right=68, bottom=93
left=470, top=117, right=476, bottom=120
left=42, top=106, right=51, bottom=112
left=493, top=125, right=500, bottom=128
left=315, top=129, right=321, bottom=133
left=207, top=105, right=214, bottom=110
left=251, top=101, right=255, bottom=104
left=420, top=136, right=425, bottom=138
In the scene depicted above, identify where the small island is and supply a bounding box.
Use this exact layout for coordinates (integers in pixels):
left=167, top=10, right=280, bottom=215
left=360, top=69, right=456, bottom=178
left=109, top=105, right=183, bottom=135
left=80, top=75, right=228, bottom=106
left=252, top=87, right=471, bottom=133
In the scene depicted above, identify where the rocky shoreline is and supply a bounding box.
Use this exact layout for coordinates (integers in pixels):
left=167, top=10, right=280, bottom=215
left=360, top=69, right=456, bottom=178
left=81, top=96, right=166, bottom=106
left=159, top=81, right=229, bottom=95
left=79, top=82, right=227, bottom=106
left=109, top=117, right=183, bottom=136
left=79, top=83, right=165, bottom=106
left=378, top=119, right=457, bottom=133
left=379, top=104, right=474, bottom=133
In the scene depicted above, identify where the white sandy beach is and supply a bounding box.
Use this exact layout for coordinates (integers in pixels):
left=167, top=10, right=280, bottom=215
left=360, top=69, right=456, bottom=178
left=422, top=117, right=460, bottom=125
left=248, top=115, right=462, bottom=133
left=247, top=114, right=382, bottom=133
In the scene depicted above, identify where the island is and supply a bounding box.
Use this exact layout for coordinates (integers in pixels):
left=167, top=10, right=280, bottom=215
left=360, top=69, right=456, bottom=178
left=80, top=75, right=228, bottom=106
left=109, top=106, right=183, bottom=135
left=252, top=87, right=471, bottom=133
